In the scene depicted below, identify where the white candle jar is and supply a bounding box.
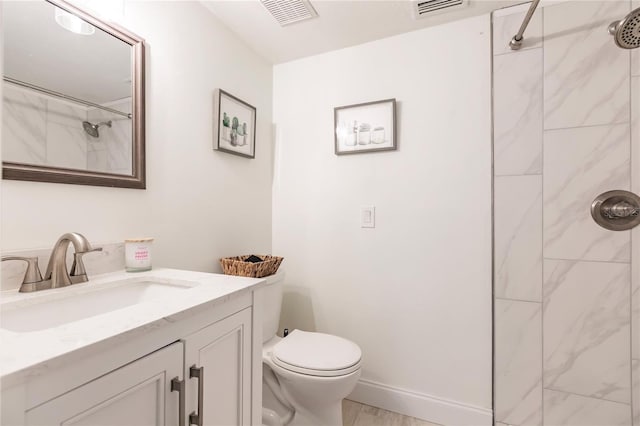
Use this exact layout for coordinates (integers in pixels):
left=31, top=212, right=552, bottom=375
left=125, top=238, right=153, bottom=272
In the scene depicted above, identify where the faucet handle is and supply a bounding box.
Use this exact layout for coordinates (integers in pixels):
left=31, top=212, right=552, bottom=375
left=70, top=247, right=103, bottom=283
left=1, top=256, right=44, bottom=284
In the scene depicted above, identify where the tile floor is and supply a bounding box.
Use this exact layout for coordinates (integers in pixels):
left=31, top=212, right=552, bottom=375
left=342, top=399, right=442, bottom=426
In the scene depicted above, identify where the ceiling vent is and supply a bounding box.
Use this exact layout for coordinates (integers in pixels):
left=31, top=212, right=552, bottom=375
left=413, top=0, right=468, bottom=19
left=261, top=0, right=318, bottom=27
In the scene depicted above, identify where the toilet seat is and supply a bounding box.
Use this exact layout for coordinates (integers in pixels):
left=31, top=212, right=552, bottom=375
left=271, top=330, right=361, bottom=377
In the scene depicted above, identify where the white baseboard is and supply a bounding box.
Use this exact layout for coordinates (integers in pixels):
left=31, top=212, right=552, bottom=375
left=348, top=379, right=493, bottom=426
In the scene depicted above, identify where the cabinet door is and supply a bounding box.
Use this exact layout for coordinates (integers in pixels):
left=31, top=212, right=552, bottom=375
left=184, top=308, right=252, bottom=426
left=26, top=342, right=184, bottom=426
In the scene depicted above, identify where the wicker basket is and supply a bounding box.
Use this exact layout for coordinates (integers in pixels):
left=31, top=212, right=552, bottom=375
left=220, top=255, right=284, bottom=278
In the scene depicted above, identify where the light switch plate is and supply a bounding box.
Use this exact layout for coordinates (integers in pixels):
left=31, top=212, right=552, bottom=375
left=361, top=205, right=375, bottom=228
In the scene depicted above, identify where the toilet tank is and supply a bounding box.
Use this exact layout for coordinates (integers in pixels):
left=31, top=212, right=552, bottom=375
left=262, top=272, right=284, bottom=343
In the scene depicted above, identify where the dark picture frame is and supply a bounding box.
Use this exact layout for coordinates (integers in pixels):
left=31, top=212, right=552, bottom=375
left=214, top=89, right=256, bottom=159
left=334, top=98, right=396, bottom=155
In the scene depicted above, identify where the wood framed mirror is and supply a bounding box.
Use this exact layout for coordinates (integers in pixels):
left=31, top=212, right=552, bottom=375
left=2, top=0, right=145, bottom=189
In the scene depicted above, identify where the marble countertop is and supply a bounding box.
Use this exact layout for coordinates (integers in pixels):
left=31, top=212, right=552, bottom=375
left=0, top=268, right=266, bottom=380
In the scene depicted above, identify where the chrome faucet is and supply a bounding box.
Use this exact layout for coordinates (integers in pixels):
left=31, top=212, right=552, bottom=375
left=44, top=233, right=102, bottom=288
left=1, top=232, right=102, bottom=293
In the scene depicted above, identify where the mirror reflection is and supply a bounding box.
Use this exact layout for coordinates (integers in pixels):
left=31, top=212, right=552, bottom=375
left=2, top=0, right=137, bottom=179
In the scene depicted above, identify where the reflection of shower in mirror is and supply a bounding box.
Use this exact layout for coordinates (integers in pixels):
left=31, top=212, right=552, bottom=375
left=82, top=120, right=112, bottom=138
left=2, top=0, right=144, bottom=188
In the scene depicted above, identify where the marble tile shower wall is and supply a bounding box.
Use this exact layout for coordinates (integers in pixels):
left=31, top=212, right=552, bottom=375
left=2, top=84, right=132, bottom=174
left=493, top=1, right=640, bottom=425
left=3, top=84, right=88, bottom=169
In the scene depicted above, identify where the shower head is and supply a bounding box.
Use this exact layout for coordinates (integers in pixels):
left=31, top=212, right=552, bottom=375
left=608, top=6, right=640, bottom=49
left=82, top=120, right=112, bottom=138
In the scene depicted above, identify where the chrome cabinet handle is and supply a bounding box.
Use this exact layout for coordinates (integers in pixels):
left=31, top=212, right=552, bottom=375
left=171, top=377, right=185, bottom=426
left=189, top=365, right=204, bottom=426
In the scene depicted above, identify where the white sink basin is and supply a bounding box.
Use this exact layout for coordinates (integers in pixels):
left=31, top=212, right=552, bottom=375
left=1, top=279, right=197, bottom=332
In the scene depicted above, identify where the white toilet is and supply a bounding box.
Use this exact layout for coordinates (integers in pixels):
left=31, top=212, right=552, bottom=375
left=262, top=273, right=362, bottom=426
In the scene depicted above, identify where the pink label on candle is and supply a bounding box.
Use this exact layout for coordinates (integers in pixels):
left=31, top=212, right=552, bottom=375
left=134, top=250, right=148, bottom=260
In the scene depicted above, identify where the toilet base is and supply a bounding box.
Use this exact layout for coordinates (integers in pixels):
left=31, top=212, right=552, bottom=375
left=263, top=407, right=284, bottom=426
left=263, top=370, right=346, bottom=426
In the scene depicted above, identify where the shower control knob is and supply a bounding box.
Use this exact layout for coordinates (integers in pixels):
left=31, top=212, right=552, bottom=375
left=602, top=201, right=640, bottom=219
left=591, top=190, right=640, bottom=231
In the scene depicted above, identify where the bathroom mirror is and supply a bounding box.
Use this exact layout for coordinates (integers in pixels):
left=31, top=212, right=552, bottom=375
left=2, top=0, right=145, bottom=189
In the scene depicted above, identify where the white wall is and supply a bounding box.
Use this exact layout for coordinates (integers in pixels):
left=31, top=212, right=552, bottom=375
left=1, top=1, right=273, bottom=273
left=272, top=14, right=492, bottom=426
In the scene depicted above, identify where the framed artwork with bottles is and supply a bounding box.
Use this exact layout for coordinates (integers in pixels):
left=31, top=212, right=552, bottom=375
left=334, top=98, right=396, bottom=155
left=214, top=89, right=256, bottom=158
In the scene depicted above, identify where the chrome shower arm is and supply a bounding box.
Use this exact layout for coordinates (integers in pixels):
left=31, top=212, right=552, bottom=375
left=509, top=0, right=541, bottom=50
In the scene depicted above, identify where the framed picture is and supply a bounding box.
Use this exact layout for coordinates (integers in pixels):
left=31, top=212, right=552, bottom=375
left=214, top=89, right=256, bottom=158
left=334, top=98, right=396, bottom=155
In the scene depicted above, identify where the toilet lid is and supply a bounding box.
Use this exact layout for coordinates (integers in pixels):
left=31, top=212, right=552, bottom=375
left=272, top=330, right=361, bottom=377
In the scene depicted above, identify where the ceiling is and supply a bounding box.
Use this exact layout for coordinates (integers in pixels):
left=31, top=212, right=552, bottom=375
left=201, top=0, right=522, bottom=64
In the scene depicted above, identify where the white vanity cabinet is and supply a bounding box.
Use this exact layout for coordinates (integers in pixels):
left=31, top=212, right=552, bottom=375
left=1, top=271, right=265, bottom=426
left=22, top=308, right=254, bottom=426
left=25, top=342, right=183, bottom=426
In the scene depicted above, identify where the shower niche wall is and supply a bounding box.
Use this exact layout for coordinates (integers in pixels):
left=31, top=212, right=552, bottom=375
left=492, top=1, right=640, bottom=425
